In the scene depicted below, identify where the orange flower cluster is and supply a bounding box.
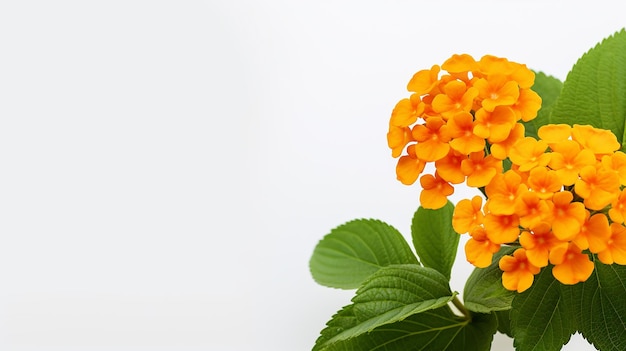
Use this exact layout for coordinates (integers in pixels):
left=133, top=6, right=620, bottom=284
left=389, top=54, right=626, bottom=292
left=387, top=54, right=541, bottom=209
left=452, top=124, right=626, bottom=291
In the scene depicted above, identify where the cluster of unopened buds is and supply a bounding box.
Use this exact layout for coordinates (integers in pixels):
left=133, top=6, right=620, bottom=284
left=387, top=53, right=626, bottom=292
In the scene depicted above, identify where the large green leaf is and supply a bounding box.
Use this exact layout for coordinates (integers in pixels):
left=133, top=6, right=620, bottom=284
left=411, top=201, right=458, bottom=280
left=562, top=260, right=626, bottom=351
left=310, top=219, right=418, bottom=289
left=523, top=71, right=563, bottom=139
left=463, top=247, right=515, bottom=314
left=314, top=264, right=454, bottom=348
left=510, top=266, right=576, bottom=351
left=314, top=306, right=497, bottom=351
left=550, top=28, right=626, bottom=148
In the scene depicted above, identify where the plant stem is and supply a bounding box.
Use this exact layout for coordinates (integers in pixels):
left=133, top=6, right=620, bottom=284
left=452, top=295, right=471, bottom=320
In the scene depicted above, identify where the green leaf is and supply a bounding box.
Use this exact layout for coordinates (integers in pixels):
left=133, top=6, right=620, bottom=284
left=523, top=71, right=563, bottom=139
left=310, top=219, right=418, bottom=289
left=463, top=247, right=515, bottom=313
left=510, top=266, right=576, bottom=351
left=314, top=306, right=497, bottom=351
left=550, top=28, right=626, bottom=148
left=315, top=264, right=454, bottom=348
left=562, top=260, right=626, bottom=351
left=494, top=309, right=513, bottom=338
left=411, top=201, right=458, bottom=280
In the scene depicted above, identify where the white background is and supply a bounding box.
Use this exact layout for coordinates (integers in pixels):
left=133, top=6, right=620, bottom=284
left=0, top=1, right=623, bottom=350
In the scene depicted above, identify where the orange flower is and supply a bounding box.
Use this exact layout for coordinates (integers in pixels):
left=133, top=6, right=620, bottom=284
left=432, top=81, right=478, bottom=120
left=473, top=106, right=517, bottom=143
left=508, top=63, right=536, bottom=89
left=512, top=88, right=541, bottom=122
left=411, top=117, right=451, bottom=162
left=407, top=64, right=441, bottom=95
left=434, top=149, right=467, bottom=184
left=461, top=152, right=502, bottom=188
left=499, top=248, right=541, bottom=293
left=387, top=125, right=413, bottom=158
left=550, top=191, right=586, bottom=241
left=452, top=196, right=484, bottom=234
left=485, top=170, right=524, bottom=215
left=442, top=53, right=479, bottom=75
left=574, top=165, right=619, bottom=211
left=571, top=124, right=620, bottom=158
left=465, top=226, right=501, bottom=268
left=389, top=95, right=424, bottom=127
left=519, top=222, right=566, bottom=268
left=474, top=75, right=520, bottom=112
left=572, top=212, right=610, bottom=253
left=484, top=212, right=520, bottom=244
left=549, top=243, right=594, bottom=285
left=537, top=124, right=571, bottom=147
left=601, top=151, right=626, bottom=186
left=478, top=55, right=516, bottom=77
left=395, top=144, right=426, bottom=185
left=490, top=123, right=525, bottom=160
left=548, top=140, right=596, bottom=186
left=609, top=188, right=626, bottom=224
left=527, top=167, right=562, bottom=200
left=447, top=111, right=485, bottom=154
left=514, top=189, right=553, bottom=229
left=597, top=223, right=626, bottom=265
left=419, top=172, right=454, bottom=209
left=508, top=137, right=550, bottom=172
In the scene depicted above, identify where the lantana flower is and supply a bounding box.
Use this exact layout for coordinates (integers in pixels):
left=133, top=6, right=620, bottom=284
left=389, top=53, right=626, bottom=292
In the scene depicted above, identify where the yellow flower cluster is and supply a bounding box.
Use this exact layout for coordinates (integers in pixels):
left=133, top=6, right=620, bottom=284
left=387, top=54, right=541, bottom=209
left=388, top=54, right=626, bottom=292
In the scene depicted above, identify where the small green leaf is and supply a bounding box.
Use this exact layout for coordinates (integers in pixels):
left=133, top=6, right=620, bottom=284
left=550, top=28, right=626, bottom=149
left=562, top=260, right=626, bottom=351
left=494, top=309, right=513, bottom=338
left=510, top=266, right=576, bottom=351
left=411, top=201, right=458, bottom=280
left=523, top=71, right=563, bottom=139
left=314, top=306, right=497, bottom=351
left=463, top=247, right=515, bottom=313
left=310, top=219, right=418, bottom=289
left=315, top=264, right=454, bottom=347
